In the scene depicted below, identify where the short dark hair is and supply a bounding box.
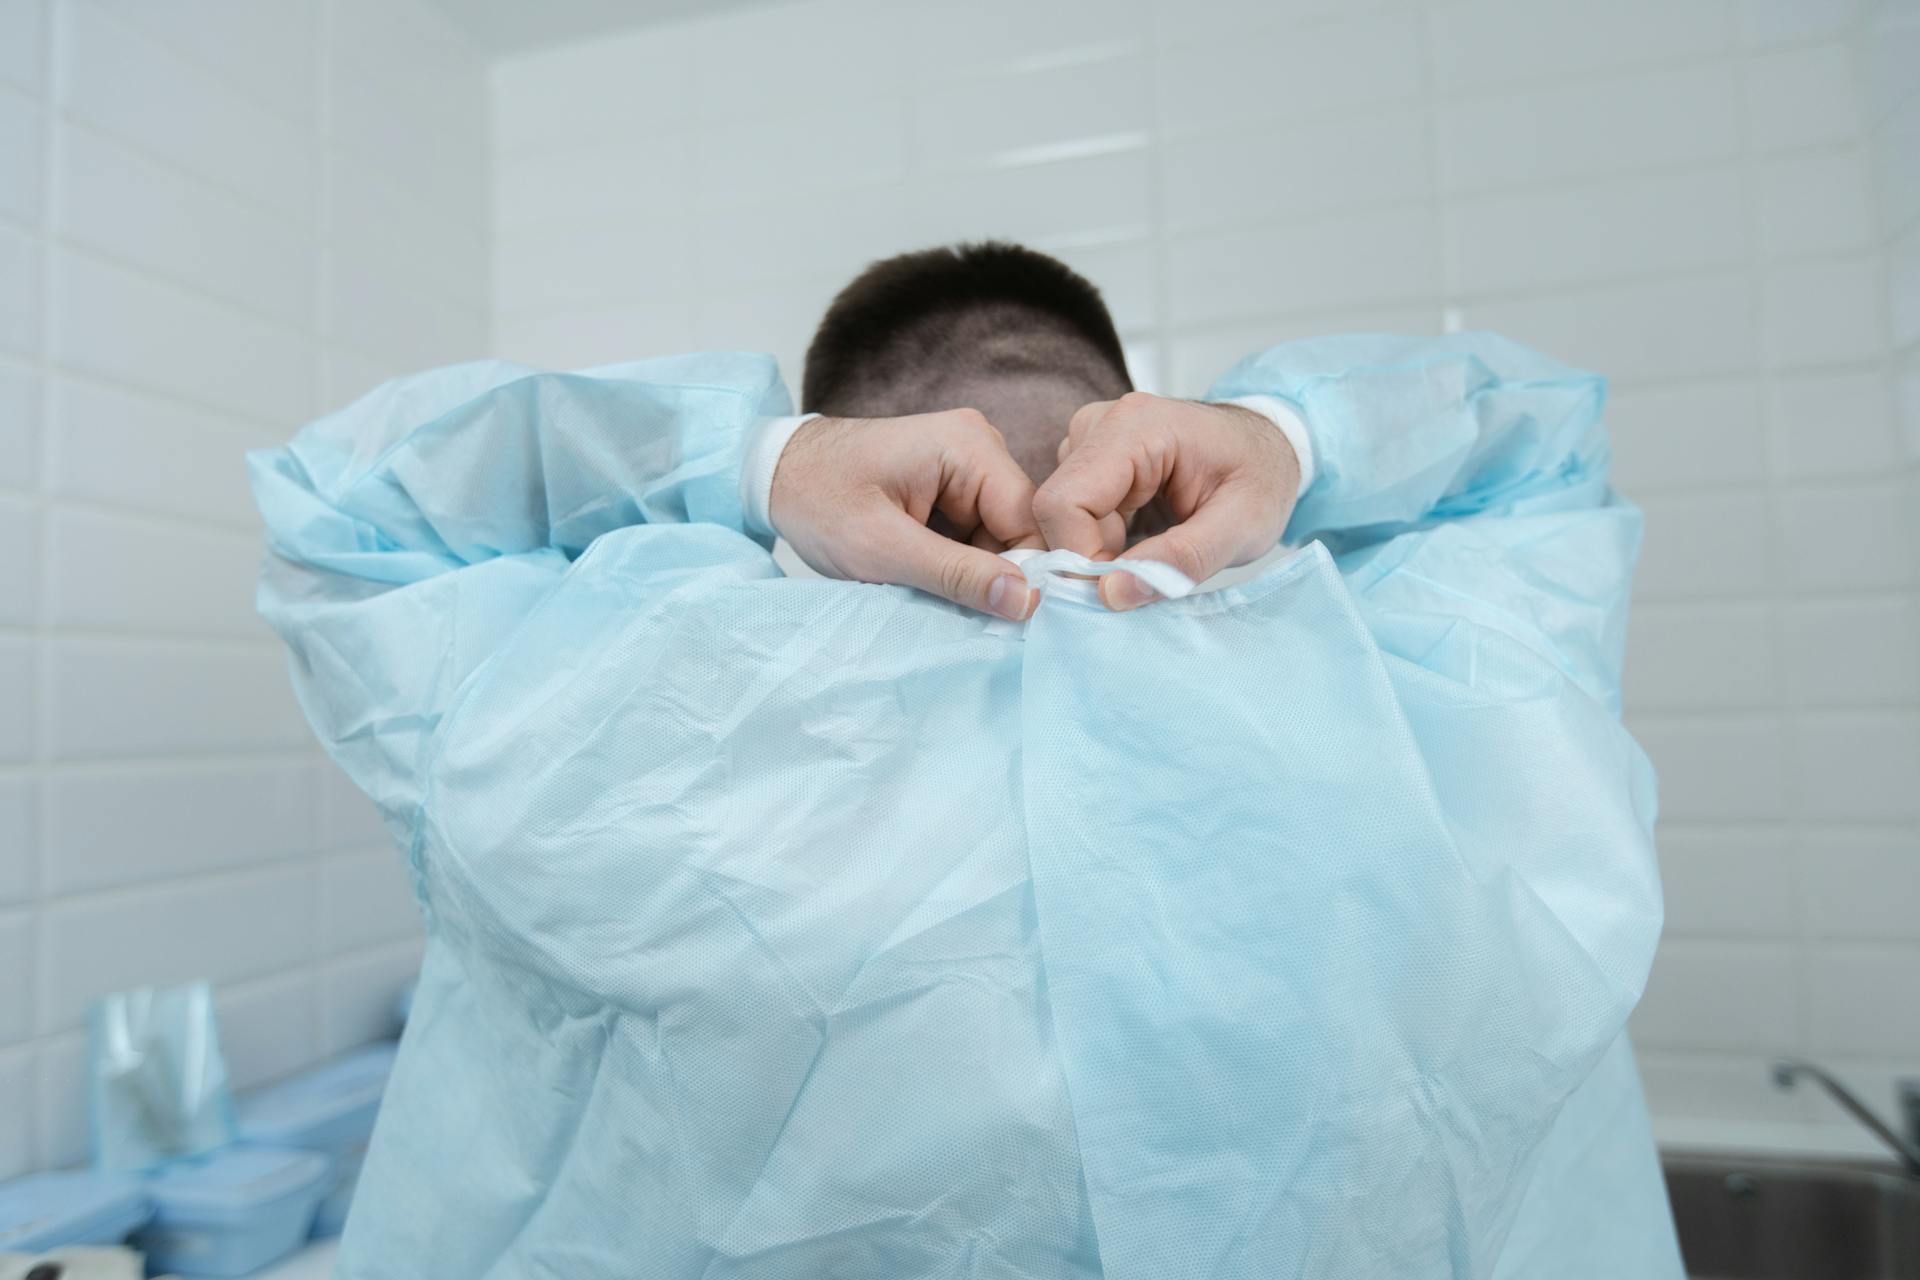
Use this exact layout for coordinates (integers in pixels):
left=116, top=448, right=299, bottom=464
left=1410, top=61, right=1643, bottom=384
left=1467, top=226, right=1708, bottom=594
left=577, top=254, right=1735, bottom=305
left=801, top=241, right=1132, bottom=417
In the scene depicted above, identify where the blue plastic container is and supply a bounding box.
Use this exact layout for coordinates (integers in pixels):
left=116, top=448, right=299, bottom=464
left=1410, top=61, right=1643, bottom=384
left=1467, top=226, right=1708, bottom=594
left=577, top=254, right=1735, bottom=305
left=0, top=1169, right=150, bottom=1251
left=236, top=1043, right=398, bottom=1237
left=136, top=1146, right=330, bottom=1277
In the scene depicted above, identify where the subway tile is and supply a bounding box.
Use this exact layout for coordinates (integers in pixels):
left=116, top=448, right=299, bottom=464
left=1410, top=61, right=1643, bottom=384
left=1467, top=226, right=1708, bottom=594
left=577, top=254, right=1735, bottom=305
left=1738, top=0, right=1858, bottom=47
left=1779, top=597, right=1920, bottom=706
left=1050, top=239, right=1157, bottom=335
left=1791, top=712, right=1920, bottom=821
left=1637, top=1050, right=1815, bottom=1126
left=0, top=90, right=42, bottom=226
left=1879, top=97, right=1920, bottom=240
left=315, top=760, right=390, bottom=852
left=60, top=3, right=312, bottom=218
left=320, top=346, right=409, bottom=413
left=1801, top=830, right=1920, bottom=941
left=1768, top=370, right=1899, bottom=480
left=1804, top=945, right=1920, bottom=1056
left=497, top=218, right=697, bottom=320
left=1755, top=149, right=1875, bottom=258
left=36, top=863, right=317, bottom=1032
left=1165, top=307, right=1441, bottom=399
left=331, top=155, right=489, bottom=310
left=1162, top=109, right=1429, bottom=233
left=1626, top=602, right=1777, bottom=711
left=46, top=508, right=263, bottom=636
left=0, top=1046, right=30, bottom=1179
left=1630, top=938, right=1799, bottom=1053
left=1463, top=274, right=1757, bottom=385
left=48, top=378, right=275, bottom=527
left=1630, top=492, right=1771, bottom=599
left=1449, top=168, right=1745, bottom=295
left=324, top=261, right=487, bottom=372
left=0, top=495, right=36, bottom=626
left=43, top=638, right=309, bottom=760
left=318, top=850, right=421, bottom=954
left=1763, top=258, right=1884, bottom=368
left=1656, top=828, right=1797, bottom=938
left=0, top=778, right=30, bottom=905
left=218, top=968, right=321, bottom=1090
left=914, top=151, right=1152, bottom=255
left=689, top=278, right=841, bottom=371
left=330, top=0, right=482, bottom=108
left=1860, top=5, right=1920, bottom=124
left=0, top=639, right=29, bottom=763
left=1744, top=44, right=1861, bottom=151
left=41, top=759, right=317, bottom=895
left=1151, top=0, right=1385, bottom=41
left=1774, top=483, right=1915, bottom=592
left=492, top=134, right=690, bottom=235
left=324, top=61, right=486, bottom=225
left=1429, top=0, right=1733, bottom=92
left=0, top=222, right=40, bottom=357
left=0, top=910, right=29, bottom=1043
left=490, top=25, right=692, bottom=156
left=33, top=1032, right=84, bottom=1169
left=1606, top=381, right=1768, bottom=493
left=319, top=939, right=422, bottom=1055
left=1899, top=351, right=1920, bottom=463
left=699, top=105, right=911, bottom=214
left=1893, top=225, right=1920, bottom=352
left=50, top=251, right=314, bottom=426
left=0, top=1, right=46, bottom=94
left=86, top=0, right=319, bottom=127
left=56, top=125, right=314, bottom=330
left=1168, top=207, right=1437, bottom=328
left=1435, top=65, right=1740, bottom=195
left=492, top=305, right=701, bottom=373
left=1157, top=10, right=1420, bottom=135
left=916, top=55, right=1151, bottom=171
left=0, top=362, right=38, bottom=492
left=912, top=0, right=1148, bottom=81
left=1629, top=715, right=1789, bottom=821
left=691, top=0, right=917, bottom=122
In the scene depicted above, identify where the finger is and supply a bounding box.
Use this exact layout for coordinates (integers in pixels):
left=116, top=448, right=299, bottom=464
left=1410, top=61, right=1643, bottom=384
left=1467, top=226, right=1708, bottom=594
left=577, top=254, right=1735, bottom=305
left=874, top=511, right=1037, bottom=621
left=953, top=429, right=1043, bottom=551
left=1101, top=489, right=1255, bottom=611
left=1032, top=424, right=1162, bottom=558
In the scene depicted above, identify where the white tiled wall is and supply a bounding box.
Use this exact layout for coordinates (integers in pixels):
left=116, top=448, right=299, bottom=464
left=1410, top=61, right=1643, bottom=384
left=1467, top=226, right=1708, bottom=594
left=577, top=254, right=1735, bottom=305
left=490, top=0, right=1920, bottom=1152
left=0, top=0, right=487, bottom=1178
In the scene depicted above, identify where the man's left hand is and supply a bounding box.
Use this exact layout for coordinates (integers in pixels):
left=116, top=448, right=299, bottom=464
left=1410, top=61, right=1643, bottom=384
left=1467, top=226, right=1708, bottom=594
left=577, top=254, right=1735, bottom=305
left=1032, top=393, right=1302, bottom=610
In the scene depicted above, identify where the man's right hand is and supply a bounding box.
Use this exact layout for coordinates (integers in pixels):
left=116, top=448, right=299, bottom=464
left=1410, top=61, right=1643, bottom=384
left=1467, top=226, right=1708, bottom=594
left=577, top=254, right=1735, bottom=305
left=769, top=410, right=1044, bottom=622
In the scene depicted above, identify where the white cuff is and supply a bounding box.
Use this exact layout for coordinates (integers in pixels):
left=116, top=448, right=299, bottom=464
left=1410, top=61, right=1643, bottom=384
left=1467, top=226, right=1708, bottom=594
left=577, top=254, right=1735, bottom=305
left=741, top=413, right=818, bottom=538
left=1222, top=394, right=1315, bottom=498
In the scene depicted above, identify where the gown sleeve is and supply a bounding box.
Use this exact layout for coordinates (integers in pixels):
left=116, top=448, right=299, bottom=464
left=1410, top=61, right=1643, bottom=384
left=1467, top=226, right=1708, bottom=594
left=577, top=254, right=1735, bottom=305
left=248, top=353, right=791, bottom=862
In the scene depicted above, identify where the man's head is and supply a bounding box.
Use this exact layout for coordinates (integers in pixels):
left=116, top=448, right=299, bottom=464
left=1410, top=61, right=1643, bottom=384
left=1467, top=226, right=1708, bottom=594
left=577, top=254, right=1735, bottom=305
left=802, top=242, right=1132, bottom=482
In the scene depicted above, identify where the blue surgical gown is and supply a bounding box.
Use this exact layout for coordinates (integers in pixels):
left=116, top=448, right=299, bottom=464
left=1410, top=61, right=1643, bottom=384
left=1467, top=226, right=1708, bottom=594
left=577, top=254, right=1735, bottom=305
left=250, top=336, right=1683, bottom=1279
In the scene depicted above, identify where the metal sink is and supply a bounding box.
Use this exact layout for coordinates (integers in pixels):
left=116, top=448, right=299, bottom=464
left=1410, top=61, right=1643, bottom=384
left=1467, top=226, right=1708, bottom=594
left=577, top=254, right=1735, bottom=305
left=1664, top=1152, right=1920, bottom=1279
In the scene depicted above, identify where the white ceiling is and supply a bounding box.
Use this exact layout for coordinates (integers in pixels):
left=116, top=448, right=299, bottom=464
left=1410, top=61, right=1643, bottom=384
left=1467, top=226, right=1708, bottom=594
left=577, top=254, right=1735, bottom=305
left=432, top=0, right=792, bottom=54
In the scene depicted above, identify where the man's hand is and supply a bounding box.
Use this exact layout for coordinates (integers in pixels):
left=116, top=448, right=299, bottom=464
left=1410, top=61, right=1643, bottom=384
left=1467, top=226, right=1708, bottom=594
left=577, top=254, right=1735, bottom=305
left=769, top=409, right=1043, bottom=621
left=1033, top=393, right=1302, bottom=610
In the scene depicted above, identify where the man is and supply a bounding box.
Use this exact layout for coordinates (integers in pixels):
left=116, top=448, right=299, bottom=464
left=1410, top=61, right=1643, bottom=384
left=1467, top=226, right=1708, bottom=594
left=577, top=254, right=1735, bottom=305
left=763, top=243, right=1306, bottom=620
left=251, top=242, right=1679, bottom=1278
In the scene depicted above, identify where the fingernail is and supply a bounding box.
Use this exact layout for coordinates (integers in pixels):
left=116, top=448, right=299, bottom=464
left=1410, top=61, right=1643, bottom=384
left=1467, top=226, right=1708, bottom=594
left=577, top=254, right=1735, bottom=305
left=1105, top=571, right=1159, bottom=611
left=988, top=574, right=1036, bottom=622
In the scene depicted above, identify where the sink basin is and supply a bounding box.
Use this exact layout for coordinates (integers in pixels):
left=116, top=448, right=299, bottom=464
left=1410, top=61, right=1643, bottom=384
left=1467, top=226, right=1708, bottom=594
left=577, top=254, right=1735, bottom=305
left=1663, top=1152, right=1920, bottom=1279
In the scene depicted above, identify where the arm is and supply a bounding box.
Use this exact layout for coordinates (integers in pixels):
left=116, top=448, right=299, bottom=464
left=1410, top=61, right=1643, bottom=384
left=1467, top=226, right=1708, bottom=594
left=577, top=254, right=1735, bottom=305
left=252, top=357, right=1047, bottom=855
left=249, top=353, right=792, bottom=850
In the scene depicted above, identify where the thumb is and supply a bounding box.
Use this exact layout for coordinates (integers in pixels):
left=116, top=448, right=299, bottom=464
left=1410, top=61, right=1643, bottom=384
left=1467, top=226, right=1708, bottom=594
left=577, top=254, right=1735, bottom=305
left=1100, top=497, right=1248, bottom=611
left=876, top=513, right=1038, bottom=621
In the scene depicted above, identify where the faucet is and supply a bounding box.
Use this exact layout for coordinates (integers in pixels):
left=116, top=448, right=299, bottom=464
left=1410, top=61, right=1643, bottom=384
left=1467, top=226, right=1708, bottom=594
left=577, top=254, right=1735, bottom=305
left=1772, top=1059, right=1920, bottom=1177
